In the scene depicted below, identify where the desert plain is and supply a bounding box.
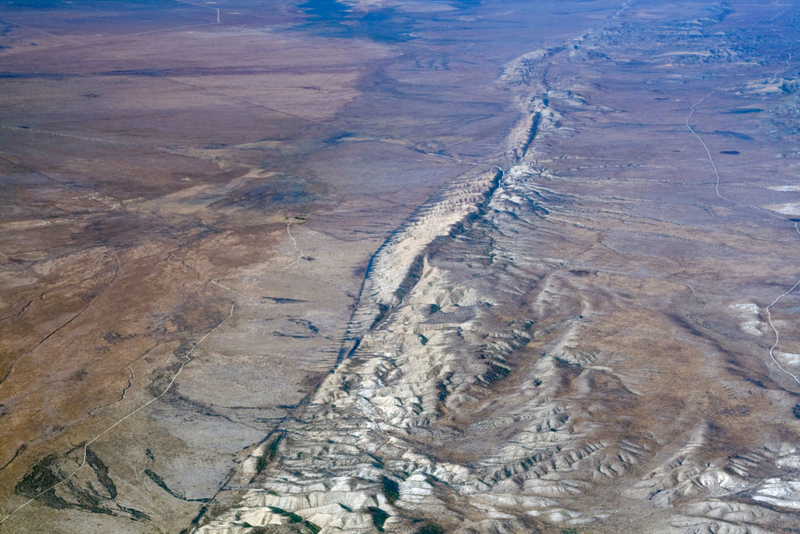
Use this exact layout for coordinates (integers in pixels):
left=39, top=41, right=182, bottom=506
left=1, top=1, right=800, bottom=533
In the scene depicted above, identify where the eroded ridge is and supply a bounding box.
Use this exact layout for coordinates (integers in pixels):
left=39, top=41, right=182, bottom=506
left=191, top=3, right=800, bottom=533
left=194, top=157, right=800, bottom=533
left=340, top=168, right=502, bottom=359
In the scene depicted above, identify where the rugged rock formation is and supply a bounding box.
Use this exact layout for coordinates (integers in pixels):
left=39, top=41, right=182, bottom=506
left=191, top=2, right=800, bottom=533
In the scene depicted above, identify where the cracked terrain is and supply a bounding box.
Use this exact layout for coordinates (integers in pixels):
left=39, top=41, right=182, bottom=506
left=2, top=1, right=800, bottom=533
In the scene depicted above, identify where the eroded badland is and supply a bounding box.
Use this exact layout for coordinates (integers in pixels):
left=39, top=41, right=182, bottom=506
left=1, top=1, right=800, bottom=533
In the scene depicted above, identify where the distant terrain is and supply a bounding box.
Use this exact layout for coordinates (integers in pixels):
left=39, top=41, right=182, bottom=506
left=1, top=1, right=800, bottom=533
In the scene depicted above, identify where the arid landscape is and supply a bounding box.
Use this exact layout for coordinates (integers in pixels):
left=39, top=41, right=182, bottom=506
left=1, top=0, right=800, bottom=533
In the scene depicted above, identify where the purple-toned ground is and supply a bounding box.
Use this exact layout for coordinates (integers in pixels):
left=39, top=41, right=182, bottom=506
left=1, top=1, right=800, bottom=533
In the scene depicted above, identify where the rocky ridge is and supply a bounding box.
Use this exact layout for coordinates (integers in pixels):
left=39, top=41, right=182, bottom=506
left=192, top=3, right=800, bottom=533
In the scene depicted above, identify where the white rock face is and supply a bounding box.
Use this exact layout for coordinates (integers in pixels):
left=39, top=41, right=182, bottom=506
left=729, top=302, right=769, bottom=336
left=753, top=479, right=800, bottom=510
left=767, top=185, right=800, bottom=192
left=343, top=168, right=501, bottom=348
left=765, top=203, right=800, bottom=216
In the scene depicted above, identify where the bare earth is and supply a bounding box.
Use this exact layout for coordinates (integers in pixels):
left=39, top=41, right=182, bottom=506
left=1, top=1, right=800, bottom=533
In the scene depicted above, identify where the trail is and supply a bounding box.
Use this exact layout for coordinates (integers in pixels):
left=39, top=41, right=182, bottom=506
left=678, top=14, right=800, bottom=237
left=2, top=125, right=193, bottom=159
left=766, top=280, right=800, bottom=386
left=160, top=77, right=317, bottom=124
left=685, top=90, right=800, bottom=388
left=685, top=90, right=800, bottom=238
left=211, top=279, right=254, bottom=302
left=285, top=219, right=303, bottom=267
left=0, top=18, right=80, bottom=43
left=172, top=1, right=221, bottom=24
left=758, top=19, right=800, bottom=387
left=80, top=20, right=219, bottom=45
left=769, top=35, right=794, bottom=84
left=684, top=90, right=725, bottom=200
left=0, top=304, right=235, bottom=529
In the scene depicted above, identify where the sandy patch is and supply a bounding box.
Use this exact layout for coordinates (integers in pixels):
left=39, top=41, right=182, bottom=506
left=767, top=185, right=800, bottom=192
left=765, top=203, right=800, bottom=215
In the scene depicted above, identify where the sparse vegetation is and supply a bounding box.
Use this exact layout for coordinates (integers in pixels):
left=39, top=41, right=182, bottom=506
left=381, top=476, right=400, bottom=504
left=258, top=433, right=285, bottom=474
left=415, top=522, right=444, bottom=534
left=368, top=507, right=390, bottom=532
